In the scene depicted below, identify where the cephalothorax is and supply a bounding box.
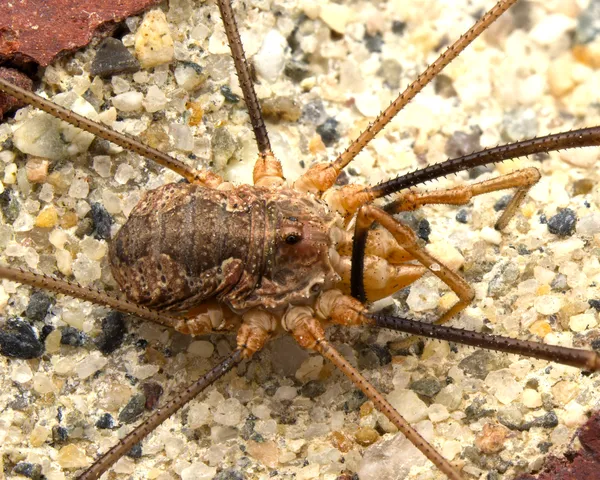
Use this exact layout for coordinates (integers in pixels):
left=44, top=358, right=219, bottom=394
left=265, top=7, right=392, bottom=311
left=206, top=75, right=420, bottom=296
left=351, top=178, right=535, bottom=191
left=1, top=0, right=600, bottom=479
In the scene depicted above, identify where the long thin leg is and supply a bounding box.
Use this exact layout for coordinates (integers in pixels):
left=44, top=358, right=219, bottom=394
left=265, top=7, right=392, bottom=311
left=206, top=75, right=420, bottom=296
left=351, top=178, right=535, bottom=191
left=370, top=312, right=600, bottom=372
left=0, top=78, right=222, bottom=187
left=78, top=349, right=243, bottom=480
left=78, top=309, right=275, bottom=480
left=325, top=128, right=600, bottom=219
left=0, top=266, right=215, bottom=334
left=314, top=290, right=600, bottom=372
left=283, top=307, right=464, bottom=480
left=294, top=0, right=518, bottom=194
left=217, top=0, right=284, bottom=187
left=385, top=167, right=541, bottom=230
left=352, top=205, right=474, bottom=325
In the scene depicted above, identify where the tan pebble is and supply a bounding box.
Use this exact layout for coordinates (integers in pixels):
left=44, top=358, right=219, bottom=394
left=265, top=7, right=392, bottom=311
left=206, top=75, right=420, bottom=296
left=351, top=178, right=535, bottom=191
left=309, top=135, right=326, bottom=154
left=35, top=206, right=58, bottom=228
left=330, top=430, right=352, bottom=453
left=57, top=444, right=90, bottom=468
left=60, top=211, right=78, bottom=229
left=45, top=329, right=62, bottom=354
left=354, top=426, right=380, bottom=446
left=246, top=439, right=279, bottom=468
left=552, top=380, right=580, bottom=404
left=186, top=101, right=204, bottom=127
left=135, top=10, right=174, bottom=68
left=26, top=157, right=49, bottom=183
left=47, top=171, right=70, bottom=194
left=475, top=423, right=508, bottom=454
left=536, top=284, right=551, bottom=296
left=359, top=401, right=374, bottom=417
left=29, top=425, right=50, bottom=447
left=573, top=42, right=600, bottom=69
left=548, top=54, right=577, bottom=97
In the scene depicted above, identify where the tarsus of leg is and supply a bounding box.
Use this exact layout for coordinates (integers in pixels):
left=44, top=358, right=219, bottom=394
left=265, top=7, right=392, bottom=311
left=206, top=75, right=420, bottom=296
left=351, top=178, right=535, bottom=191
left=0, top=265, right=209, bottom=334
left=383, top=167, right=541, bottom=230
left=77, top=310, right=275, bottom=480
left=0, top=77, right=221, bottom=187
left=294, top=0, right=518, bottom=195
left=77, top=349, right=244, bottom=480
left=284, top=306, right=464, bottom=480
left=216, top=0, right=285, bottom=187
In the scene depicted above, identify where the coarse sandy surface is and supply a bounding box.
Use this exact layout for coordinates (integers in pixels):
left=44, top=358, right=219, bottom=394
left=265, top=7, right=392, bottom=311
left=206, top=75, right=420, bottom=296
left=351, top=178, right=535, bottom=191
left=1, top=0, right=600, bottom=479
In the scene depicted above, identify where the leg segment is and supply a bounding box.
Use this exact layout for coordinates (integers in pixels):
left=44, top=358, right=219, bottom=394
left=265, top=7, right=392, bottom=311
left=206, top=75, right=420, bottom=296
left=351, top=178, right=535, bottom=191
left=314, top=290, right=600, bottom=372
left=0, top=78, right=221, bottom=187
left=352, top=205, right=474, bottom=324
left=283, top=306, right=464, bottom=480
left=78, top=310, right=275, bottom=480
left=385, top=167, right=541, bottom=230
left=217, top=0, right=285, bottom=188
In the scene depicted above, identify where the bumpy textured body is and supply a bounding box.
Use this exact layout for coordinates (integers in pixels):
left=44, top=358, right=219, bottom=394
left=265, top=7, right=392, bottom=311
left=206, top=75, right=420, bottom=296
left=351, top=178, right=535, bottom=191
left=110, top=183, right=342, bottom=313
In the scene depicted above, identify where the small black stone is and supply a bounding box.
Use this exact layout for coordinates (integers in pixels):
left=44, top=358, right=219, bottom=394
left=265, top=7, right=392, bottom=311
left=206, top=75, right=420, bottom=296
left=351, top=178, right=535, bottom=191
left=316, top=118, right=340, bottom=146
left=410, top=376, right=442, bottom=398
left=52, top=425, right=69, bottom=443
left=0, top=189, right=19, bottom=223
left=13, top=462, right=43, bottom=480
left=95, top=413, right=115, bottom=430
left=364, top=32, right=383, bottom=53
left=417, top=218, right=431, bottom=242
left=25, top=291, right=54, bottom=322
left=284, top=59, right=310, bottom=82
left=456, top=209, right=469, bottom=224
left=537, top=441, right=552, bottom=453
left=95, top=312, right=126, bottom=354
left=547, top=208, right=577, bottom=236
left=220, top=85, right=240, bottom=103
left=391, top=20, right=406, bottom=35
left=119, top=393, right=146, bottom=424
left=0, top=318, right=44, bottom=359
left=126, top=442, right=143, bottom=458
left=588, top=299, right=600, bottom=311
left=493, top=194, right=512, bottom=212
left=300, top=380, right=326, bottom=399
left=90, top=37, right=140, bottom=78
left=60, top=326, right=85, bottom=347
left=90, top=202, right=114, bottom=240
left=213, top=469, right=245, bottom=480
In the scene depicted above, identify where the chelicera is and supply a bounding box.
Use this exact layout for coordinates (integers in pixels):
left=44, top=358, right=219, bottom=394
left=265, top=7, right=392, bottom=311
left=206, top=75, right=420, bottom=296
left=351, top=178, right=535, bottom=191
left=0, top=0, right=599, bottom=479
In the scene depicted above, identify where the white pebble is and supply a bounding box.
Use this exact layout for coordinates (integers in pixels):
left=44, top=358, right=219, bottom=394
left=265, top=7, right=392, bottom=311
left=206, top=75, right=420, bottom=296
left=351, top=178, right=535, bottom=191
left=426, top=241, right=465, bottom=271
left=112, top=91, right=144, bottom=112
left=68, top=177, right=89, bottom=199
left=11, top=361, right=33, bottom=383
left=253, top=30, right=287, bottom=83
left=406, top=279, right=439, bottom=312
left=115, top=163, right=135, bottom=184
left=13, top=211, right=34, bottom=232
left=522, top=389, right=542, bottom=408
left=72, top=253, right=101, bottom=285
left=143, top=85, right=168, bottom=113
left=387, top=389, right=428, bottom=423
left=319, top=2, right=351, bottom=34
left=213, top=398, right=243, bottom=427
left=169, top=124, right=194, bottom=152
left=569, top=313, right=597, bottom=332
left=480, top=226, right=502, bottom=245
left=428, top=403, right=450, bottom=422
left=485, top=369, right=523, bottom=405
left=180, top=462, right=216, bottom=480
left=93, top=156, right=112, bottom=178
left=534, top=295, right=563, bottom=315
left=80, top=236, right=107, bottom=261
left=577, top=213, right=600, bottom=236
left=174, top=63, right=205, bottom=90
left=33, top=372, right=56, bottom=395
left=187, top=403, right=212, bottom=428
left=76, top=351, right=108, bottom=379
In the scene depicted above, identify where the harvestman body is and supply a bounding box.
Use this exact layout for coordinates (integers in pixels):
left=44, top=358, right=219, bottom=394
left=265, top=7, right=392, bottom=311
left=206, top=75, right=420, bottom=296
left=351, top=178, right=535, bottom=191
left=0, top=0, right=600, bottom=479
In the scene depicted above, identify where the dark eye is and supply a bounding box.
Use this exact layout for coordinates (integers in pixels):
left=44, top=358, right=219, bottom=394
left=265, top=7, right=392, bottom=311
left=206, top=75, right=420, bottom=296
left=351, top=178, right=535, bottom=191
left=285, top=234, right=301, bottom=245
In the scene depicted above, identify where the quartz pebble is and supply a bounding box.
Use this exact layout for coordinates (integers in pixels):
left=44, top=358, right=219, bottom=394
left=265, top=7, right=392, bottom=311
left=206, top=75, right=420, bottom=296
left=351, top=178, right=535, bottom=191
left=485, top=369, right=523, bottom=404
left=135, top=10, right=175, bottom=68
left=112, top=91, right=144, bottom=112
left=254, top=30, right=287, bottom=83
left=57, top=444, right=90, bottom=469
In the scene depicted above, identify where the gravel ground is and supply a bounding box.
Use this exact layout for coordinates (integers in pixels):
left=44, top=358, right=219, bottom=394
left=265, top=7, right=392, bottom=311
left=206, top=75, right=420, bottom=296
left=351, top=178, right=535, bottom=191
left=1, top=0, right=600, bottom=479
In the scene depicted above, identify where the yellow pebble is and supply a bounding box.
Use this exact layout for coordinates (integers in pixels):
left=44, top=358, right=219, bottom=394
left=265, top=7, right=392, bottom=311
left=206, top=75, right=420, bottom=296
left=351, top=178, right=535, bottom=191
left=35, top=206, right=58, bottom=228
left=529, top=320, right=552, bottom=338
left=536, top=284, right=551, bottom=296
